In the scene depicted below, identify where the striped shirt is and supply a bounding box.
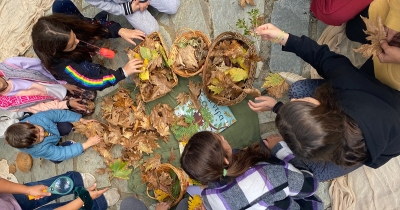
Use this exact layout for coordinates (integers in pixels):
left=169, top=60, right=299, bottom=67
left=201, top=141, right=323, bottom=210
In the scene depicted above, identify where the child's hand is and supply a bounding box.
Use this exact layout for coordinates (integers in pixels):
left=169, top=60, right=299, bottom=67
left=255, top=23, right=289, bottom=45
left=62, top=84, right=83, bottom=94
left=27, top=185, right=51, bottom=199
left=123, top=59, right=144, bottom=75
left=263, top=134, right=283, bottom=150
left=87, top=184, right=108, bottom=200
left=118, top=28, right=146, bottom=45
left=155, top=202, right=170, bottom=210
left=82, top=136, right=101, bottom=150
left=248, top=96, right=277, bottom=113
left=69, top=99, right=87, bottom=111
left=131, top=0, right=140, bottom=13
left=79, top=118, right=97, bottom=125
left=139, top=1, right=150, bottom=12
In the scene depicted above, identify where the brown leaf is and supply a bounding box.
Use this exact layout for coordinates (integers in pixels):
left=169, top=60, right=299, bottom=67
left=175, top=115, right=189, bottom=128
left=244, top=88, right=261, bottom=97
left=142, top=153, right=162, bottom=172
left=188, top=80, right=202, bottom=110
left=96, top=168, right=108, bottom=175
left=176, top=92, right=190, bottom=106
left=9, top=164, right=16, bottom=174
left=177, top=45, right=199, bottom=69
left=168, top=147, right=176, bottom=163
left=267, top=81, right=289, bottom=98
left=354, top=16, right=386, bottom=57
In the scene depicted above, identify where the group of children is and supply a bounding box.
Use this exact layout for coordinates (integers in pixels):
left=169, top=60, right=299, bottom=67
left=1, top=0, right=400, bottom=209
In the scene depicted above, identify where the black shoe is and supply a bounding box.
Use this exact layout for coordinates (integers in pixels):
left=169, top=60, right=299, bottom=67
left=94, top=11, right=109, bottom=22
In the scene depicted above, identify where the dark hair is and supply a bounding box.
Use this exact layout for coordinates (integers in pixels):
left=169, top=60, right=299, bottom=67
left=5, top=122, right=38, bottom=148
left=276, top=83, right=369, bottom=167
left=180, top=131, right=271, bottom=184
left=31, top=13, right=109, bottom=74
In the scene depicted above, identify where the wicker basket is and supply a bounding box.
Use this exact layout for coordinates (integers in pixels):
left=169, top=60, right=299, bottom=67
left=202, top=32, right=257, bottom=106
left=170, top=29, right=210, bottom=77
left=146, top=163, right=188, bottom=207
left=132, top=32, right=178, bottom=102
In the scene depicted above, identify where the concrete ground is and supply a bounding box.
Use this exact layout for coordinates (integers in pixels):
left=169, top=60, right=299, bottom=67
left=0, top=0, right=332, bottom=209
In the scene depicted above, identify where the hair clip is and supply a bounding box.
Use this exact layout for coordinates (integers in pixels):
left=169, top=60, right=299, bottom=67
left=223, top=169, right=227, bottom=177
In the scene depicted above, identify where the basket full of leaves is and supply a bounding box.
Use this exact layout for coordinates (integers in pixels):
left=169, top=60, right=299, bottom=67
left=202, top=31, right=261, bottom=106
left=127, top=32, right=178, bottom=102
left=142, top=156, right=188, bottom=207
left=169, top=29, right=210, bottom=77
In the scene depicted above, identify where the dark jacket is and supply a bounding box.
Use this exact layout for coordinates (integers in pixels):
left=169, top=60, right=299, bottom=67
left=283, top=34, right=400, bottom=168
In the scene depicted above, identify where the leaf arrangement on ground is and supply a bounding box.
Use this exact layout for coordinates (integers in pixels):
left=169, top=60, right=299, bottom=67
left=354, top=16, right=386, bottom=57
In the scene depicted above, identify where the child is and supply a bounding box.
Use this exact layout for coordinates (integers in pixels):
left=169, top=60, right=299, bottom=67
left=5, top=110, right=101, bottom=162
left=84, top=0, right=180, bottom=35
left=31, top=0, right=145, bottom=91
left=1, top=171, right=120, bottom=209
left=180, top=131, right=323, bottom=210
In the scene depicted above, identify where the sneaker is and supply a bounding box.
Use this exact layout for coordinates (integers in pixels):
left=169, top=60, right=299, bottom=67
left=80, top=173, right=96, bottom=188
left=103, top=188, right=120, bottom=206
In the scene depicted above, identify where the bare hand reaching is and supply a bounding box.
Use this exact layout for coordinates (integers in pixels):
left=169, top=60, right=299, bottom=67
left=118, top=28, right=146, bottom=45
left=82, top=135, right=101, bottom=150
left=69, top=99, right=87, bottom=111
left=123, top=59, right=144, bottom=75
left=255, top=23, right=289, bottom=45
left=248, top=96, right=277, bottom=113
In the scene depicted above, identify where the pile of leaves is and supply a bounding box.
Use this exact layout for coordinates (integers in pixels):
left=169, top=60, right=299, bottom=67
left=239, top=0, right=255, bottom=8
left=170, top=36, right=209, bottom=75
left=354, top=16, right=386, bottom=57
left=204, top=39, right=261, bottom=104
left=141, top=154, right=182, bottom=205
left=262, top=73, right=289, bottom=98
left=72, top=87, right=178, bottom=179
left=127, top=35, right=177, bottom=102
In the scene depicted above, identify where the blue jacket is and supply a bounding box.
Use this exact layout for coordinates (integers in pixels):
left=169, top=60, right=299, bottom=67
left=21, top=110, right=84, bottom=161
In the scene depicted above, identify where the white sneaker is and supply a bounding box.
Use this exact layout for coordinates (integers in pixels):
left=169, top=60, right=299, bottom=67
left=80, top=173, right=96, bottom=188
left=104, top=188, right=120, bottom=206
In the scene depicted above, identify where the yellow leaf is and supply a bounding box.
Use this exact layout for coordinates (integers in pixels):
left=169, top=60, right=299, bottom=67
left=188, top=195, right=203, bottom=210
left=139, top=59, right=150, bottom=81
left=225, top=67, right=248, bottom=82
left=154, top=189, right=170, bottom=202
left=208, top=85, right=224, bottom=95
left=262, top=73, right=285, bottom=88
left=230, top=57, right=248, bottom=72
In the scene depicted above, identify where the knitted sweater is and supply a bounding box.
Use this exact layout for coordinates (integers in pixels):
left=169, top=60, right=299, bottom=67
left=201, top=142, right=323, bottom=210
left=20, top=110, right=83, bottom=161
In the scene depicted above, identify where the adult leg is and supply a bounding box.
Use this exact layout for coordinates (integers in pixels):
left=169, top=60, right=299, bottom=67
left=125, top=12, right=159, bottom=35
left=288, top=79, right=325, bottom=100
left=345, top=6, right=370, bottom=44
left=13, top=171, right=84, bottom=209
left=302, top=160, right=363, bottom=181
left=150, top=0, right=180, bottom=14
left=52, top=0, right=84, bottom=18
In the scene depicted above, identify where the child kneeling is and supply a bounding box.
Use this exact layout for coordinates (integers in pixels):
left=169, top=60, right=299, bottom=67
left=5, top=110, right=101, bottom=162
left=180, top=131, right=323, bottom=210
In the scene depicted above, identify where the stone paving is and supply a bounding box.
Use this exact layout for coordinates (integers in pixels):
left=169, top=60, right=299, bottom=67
left=0, top=0, right=332, bottom=209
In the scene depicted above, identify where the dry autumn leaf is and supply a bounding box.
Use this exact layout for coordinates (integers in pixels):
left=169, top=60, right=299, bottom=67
left=188, top=80, right=202, bottom=110
left=239, top=0, right=256, bottom=8
left=354, top=16, right=386, bottom=57
left=176, top=92, right=190, bottom=106
left=262, top=73, right=289, bottom=98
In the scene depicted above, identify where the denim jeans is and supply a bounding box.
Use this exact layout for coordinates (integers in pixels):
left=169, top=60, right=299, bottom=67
left=12, top=171, right=107, bottom=210
left=52, top=0, right=84, bottom=18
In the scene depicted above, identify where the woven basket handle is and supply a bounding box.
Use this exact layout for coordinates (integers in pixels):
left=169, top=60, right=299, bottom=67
left=176, top=27, right=196, bottom=38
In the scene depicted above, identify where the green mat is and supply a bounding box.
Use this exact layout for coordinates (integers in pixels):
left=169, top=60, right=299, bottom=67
left=125, top=75, right=260, bottom=198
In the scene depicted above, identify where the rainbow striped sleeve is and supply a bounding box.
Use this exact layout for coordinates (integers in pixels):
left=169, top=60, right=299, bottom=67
left=64, top=65, right=117, bottom=88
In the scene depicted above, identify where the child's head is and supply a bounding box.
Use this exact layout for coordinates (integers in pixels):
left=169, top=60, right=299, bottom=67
left=5, top=122, right=44, bottom=148
left=180, top=131, right=231, bottom=184
left=180, top=131, right=270, bottom=184
left=31, top=14, right=108, bottom=72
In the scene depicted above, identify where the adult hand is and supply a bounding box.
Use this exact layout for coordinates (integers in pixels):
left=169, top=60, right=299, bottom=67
left=79, top=118, right=97, bottom=125
left=87, top=184, right=108, bottom=200
left=118, top=28, right=146, bottom=45
left=131, top=0, right=140, bottom=13
left=385, top=26, right=399, bottom=43
left=255, top=23, right=289, bottom=45
left=263, top=134, right=283, bottom=150
left=28, top=185, right=51, bottom=199
left=69, top=99, right=87, bottom=111
left=248, top=96, right=277, bottom=113
left=63, top=84, right=83, bottom=94
left=139, top=1, right=150, bottom=12
left=378, top=40, right=400, bottom=64
left=123, top=59, right=144, bottom=75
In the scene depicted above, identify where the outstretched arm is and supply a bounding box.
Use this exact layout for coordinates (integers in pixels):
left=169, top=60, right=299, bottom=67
left=0, top=178, right=50, bottom=198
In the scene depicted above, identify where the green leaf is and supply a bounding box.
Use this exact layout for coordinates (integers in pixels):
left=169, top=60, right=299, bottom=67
left=170, top=169, right=180, bottom=199
left=109, top=159, right=132, bottom=180
left=208, top=85, right=224, bottom=95
left=140, top=47, right=152, bottom=60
